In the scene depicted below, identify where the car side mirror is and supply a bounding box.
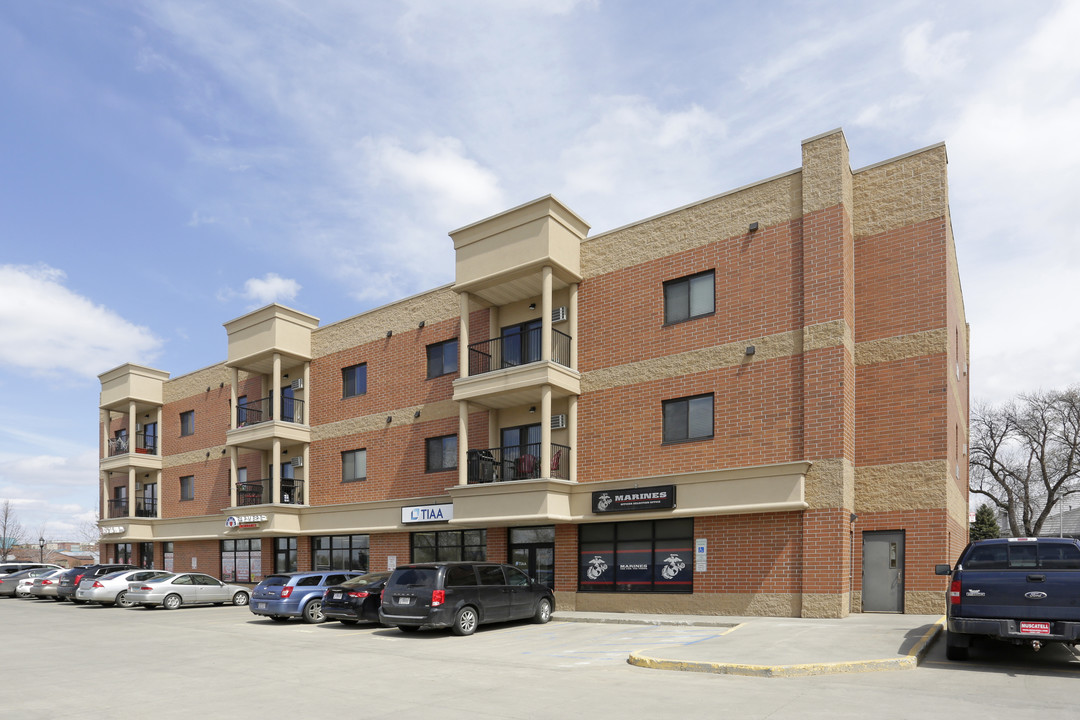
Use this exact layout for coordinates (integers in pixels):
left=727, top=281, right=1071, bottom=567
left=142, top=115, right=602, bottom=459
left=934, top=564, right=953, bottom=576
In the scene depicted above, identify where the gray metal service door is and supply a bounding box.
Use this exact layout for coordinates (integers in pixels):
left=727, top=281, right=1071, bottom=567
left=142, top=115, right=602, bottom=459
left=862, top=531, right=905, bottom=613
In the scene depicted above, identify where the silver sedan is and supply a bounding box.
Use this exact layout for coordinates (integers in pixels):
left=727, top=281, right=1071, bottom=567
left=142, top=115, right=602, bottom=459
left=76, top=569, right=174, bottom=607
left=127, top=572, right=251, bottom=610
left=28, top=569, right=65, bottom=599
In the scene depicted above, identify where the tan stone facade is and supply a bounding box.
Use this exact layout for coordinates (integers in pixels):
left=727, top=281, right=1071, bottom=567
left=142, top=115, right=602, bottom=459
left=97, top=128, right=968, bottom=618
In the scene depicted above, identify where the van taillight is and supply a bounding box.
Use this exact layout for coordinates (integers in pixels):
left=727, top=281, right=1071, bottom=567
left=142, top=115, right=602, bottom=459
left=949, top=580, right=961, bottom=604
left=431, top=589, right=445, bottom=607
left=93, top=581, right=105, bottom=588
left=280, top=586, right=293, bottom=598
left=74, top=574, right=85, bottom=584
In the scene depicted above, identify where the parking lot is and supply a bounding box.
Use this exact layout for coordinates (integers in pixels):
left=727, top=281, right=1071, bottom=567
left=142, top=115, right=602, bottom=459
left=2, top=598, right=1078, bottom=719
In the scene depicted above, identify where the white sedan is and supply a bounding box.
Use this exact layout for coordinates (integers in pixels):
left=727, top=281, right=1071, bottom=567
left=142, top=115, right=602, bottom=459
left=76, top=569, right=174, bottom=607
left=127, top=572, right=250, bottom=610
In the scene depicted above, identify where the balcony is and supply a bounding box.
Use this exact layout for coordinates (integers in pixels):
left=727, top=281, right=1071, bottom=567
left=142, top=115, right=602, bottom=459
left=107, top=500, right=128, bottom=519
left=236, top=479, right=305, bottom=507
left=107, top=430, right=158, bottom=457
left=236, top=396, right=305, bottom=427
left=468, top=328, right=571, bottom=377
left=135, top=498, right=157, bottom=518
left=466, top=443, right=570, bottom=484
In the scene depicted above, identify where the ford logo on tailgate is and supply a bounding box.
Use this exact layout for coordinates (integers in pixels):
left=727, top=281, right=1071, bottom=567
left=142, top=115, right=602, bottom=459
left=1025, top=591, right=1048, bottom=600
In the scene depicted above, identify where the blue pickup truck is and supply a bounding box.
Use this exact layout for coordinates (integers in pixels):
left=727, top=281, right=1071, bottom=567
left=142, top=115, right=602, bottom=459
left=935, top=537, right=1080, bottom=660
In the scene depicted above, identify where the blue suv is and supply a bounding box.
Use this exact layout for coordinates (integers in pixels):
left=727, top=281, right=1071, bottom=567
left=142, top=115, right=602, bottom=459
left=250, top=570, right=365, bottom=623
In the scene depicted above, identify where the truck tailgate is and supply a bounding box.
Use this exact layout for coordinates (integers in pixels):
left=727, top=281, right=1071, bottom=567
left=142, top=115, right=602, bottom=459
left=955, top=569, right=1080, bottom=621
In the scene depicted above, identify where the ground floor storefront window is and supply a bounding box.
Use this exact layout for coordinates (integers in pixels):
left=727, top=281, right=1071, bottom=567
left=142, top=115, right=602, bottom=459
left=222, top=538, right=262, bottom=582
left=312, top=534, right=369, bottom=571
left=578, top=518, right=693, bottom=592
left=411, top=529, right=486, bottom=562
left=275, top=537, right=297, bottom=573
left=112, top=543, right=132, bottom=564
left=509, top=526, right=554, bottom=588
left=163, top=542, right=174, bottom=572
left=139, top=542, right=154, bottom=569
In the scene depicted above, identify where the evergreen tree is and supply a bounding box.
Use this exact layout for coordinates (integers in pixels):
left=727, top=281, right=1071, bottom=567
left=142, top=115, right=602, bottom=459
left=970, top=504, right=1000, bottom=541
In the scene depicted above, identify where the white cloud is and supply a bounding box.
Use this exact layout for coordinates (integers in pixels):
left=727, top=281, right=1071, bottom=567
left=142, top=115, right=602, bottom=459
left=902, top=22, right=969, bottom=80
left=239, top=273, right=301, bottom=306
left=0, top=264, right=162, bottom=379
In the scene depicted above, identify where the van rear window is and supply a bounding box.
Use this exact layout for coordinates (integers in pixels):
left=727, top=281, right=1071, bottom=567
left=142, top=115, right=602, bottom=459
left=393, top=568, right=438, bottom=587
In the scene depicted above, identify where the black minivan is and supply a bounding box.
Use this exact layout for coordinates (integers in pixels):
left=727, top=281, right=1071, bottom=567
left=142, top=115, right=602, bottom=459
left=379, top=562, right=554, bottom=635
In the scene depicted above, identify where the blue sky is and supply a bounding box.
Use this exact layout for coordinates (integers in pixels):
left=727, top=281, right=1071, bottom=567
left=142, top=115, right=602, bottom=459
left=2, top=1, right=1078, bottom=539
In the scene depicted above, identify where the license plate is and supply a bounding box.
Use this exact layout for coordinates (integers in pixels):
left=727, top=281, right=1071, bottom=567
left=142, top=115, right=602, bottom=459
left=1020, top=622, right=1050, bottom=635
left=333, top=593, right=342, bottom=600
left=396, top=596, right=413, bottom=606
left=257, top=602, right=266, bottom=610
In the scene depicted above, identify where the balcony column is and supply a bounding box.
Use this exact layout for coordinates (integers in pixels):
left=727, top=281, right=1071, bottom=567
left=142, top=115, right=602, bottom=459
left=127, top=468, right=136, bottom=518
left=100, top=409, right=109, bottom=458
left=541, top=265, right=553, bottom=362
left=128, top=400, right=137, bottom=452
left=303, top=362, right=311, bottom=424
left=568, top=394, right=578, bottom=482
left=457, top=401, right=469, bottom=486
left=569, top=281, right=578, bottom=370
left=230, top=367, right=239, bottom=429
left=541, top=384, right=552, bottom=478
left=155, top=406, right=163, bottom=455
left=271, top=439, right=282, bottom=505
left=272, top=353, right=282, bottom=421
left=302, top=443, right=310, bottom=503
left=100, top=472, right=108, bottom=520
left=156, top=470, right=163, bottom=518
left=229, top=447, right=238, bottom=507
left=459, top=293, right=470, bottom=378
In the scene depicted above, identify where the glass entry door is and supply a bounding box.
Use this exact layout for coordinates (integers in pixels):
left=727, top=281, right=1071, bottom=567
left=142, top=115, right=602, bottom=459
left=509, top=526, right=555, bottom=589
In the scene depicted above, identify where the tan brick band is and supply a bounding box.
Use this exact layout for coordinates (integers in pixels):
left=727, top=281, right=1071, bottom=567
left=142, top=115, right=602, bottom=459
left=854, top=460, right=948, bottom=513
left=855, top=328, right=947, bottom=365
left=311, top=399, right=459, bottom=442
left=852, top=144, right=948, bottom=238
left=313, top=286, right=459, bottom=358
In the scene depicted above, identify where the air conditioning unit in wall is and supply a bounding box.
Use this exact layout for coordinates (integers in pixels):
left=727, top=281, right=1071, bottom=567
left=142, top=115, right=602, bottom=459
left=552, top=306, right=568, bottom=323
left=136, top=423, right=143, bottom=432
left=551, top=414, right=567, bottom=430
left=290, top=456, right=304, bottom=468
left=290, top=378, right=304, bottom=391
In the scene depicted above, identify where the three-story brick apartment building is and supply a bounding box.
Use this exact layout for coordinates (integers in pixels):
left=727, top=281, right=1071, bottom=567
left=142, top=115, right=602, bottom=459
left=97, top=129, right=969, bottom=617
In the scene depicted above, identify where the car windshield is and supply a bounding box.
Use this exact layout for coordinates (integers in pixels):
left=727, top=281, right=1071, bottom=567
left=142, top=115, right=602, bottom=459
left=340, top=572, right=390, bottom=589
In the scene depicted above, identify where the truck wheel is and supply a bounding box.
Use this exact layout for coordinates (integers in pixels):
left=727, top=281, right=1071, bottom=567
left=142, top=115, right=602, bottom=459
left=945, top=632, right=969, bottom=661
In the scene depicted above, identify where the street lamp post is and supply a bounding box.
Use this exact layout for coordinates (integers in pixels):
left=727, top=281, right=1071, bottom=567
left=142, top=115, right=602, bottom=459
left=38, top=536, right=45, bottom=563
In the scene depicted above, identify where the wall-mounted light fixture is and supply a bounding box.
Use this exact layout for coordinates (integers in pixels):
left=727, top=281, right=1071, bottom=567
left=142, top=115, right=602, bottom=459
left=220, top=382, right=224, bottom=388
left=749, top=222, right=759, bottom=232
left=414, top=411, right=421, bottom=418
left=745, top=346, right=756, bottom=355
left=528, top=303, right=536, bottom=310
left=205, top=451, right=210, bottom=458
left=206, top=387, right=211, bottom=393
left=529, top=406, right=536, bottom=413
left=221, top=449, right=227, bottom=455
left=283, top=374, right=289, bottom=379
left=386, top=330, right=393, bottom=338
left=386, top=416, right=393, bottom=423
left=418, top=320, right=425, bottom=328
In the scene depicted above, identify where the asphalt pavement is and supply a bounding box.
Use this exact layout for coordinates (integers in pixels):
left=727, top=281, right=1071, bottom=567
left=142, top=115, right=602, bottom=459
left=552, top=610, right=945, bottom=677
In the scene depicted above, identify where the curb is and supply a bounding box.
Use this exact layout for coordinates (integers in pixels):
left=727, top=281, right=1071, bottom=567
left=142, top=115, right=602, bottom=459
left=552, top=614, right=737, bottom=629
left=626, top=616, right=945, bottom=677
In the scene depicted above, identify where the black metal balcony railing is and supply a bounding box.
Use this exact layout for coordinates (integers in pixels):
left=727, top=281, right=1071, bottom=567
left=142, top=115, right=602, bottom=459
left=135, top=498, right=157, bottom=518
left=236, top=478, right=305, bottom=507
left=467, top=329, right=572, bottom=377
left=107, top=430, right=158, bottom=457
left=107, top=499, right=128, bottom=518
left=236, top=396, right=305, bottom=427
left=466, top=443, right=570, bottom=484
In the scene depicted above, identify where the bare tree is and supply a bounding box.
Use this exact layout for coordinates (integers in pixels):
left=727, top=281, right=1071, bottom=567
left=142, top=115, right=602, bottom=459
left=970, top=388, right=1080, bottom=536
left=0, top=499, right=26, bottom=561
left=76, top=519, right=101, bottom=552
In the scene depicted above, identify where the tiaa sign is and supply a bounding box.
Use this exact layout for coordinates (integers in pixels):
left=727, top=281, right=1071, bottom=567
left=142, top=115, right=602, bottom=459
left=401, top=503, right=453, bottom=524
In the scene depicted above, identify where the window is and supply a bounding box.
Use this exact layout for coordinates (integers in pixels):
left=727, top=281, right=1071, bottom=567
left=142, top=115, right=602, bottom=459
left=579, top=518, right=693, bottom=593
left=112, top=543, right=133, bottom=564
left=425, top=435, right=458, bottom=472
left=312, top=535, right=369, bottom=571
left=426, top=339, right=459, bottom=379
left=221, top=539, right=262, bottom=582
left=236, top=395, right=247, bottom=426
left=163, top=542, right=174, bottom=572
left=662, top=394, right=714, bottom=443
left=138, top=542, right=154, bottom=569
left=663, top=270, right=714, bottom=324
left=179, top=475, right=194, bottom=501
left=411, top=529, right=486, bottom=563
left=274, top=537, right=298, bottom=573
left=342, top=363, right=367, bottom=398
left=342, top=449, right=367, bottom=482
left=180, top=410, right=195, bottom=436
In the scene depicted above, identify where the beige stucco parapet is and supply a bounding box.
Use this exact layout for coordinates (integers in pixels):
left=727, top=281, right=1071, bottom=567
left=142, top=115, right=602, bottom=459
left=312, top=285, right=460, bottom=359
left=854, top=328, right=948, bottom=365
left=312, top=399, right=459, bottom=442
left=801, top=128, right=853, bottom=215
left=581, top=171, right=801, bottom=278
left=582, top=321, right=847, bottom=393
left=163, top=363, right=232, bottom=404
left=804, top=458, right=854, bottom=510
left=852, top=143, right=948, bottom=238
left=854, top=460, right=948, bottom=513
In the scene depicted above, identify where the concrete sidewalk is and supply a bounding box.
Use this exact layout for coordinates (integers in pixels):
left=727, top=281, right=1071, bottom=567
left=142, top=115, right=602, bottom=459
left=552, top=610, right=945, bottom=677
